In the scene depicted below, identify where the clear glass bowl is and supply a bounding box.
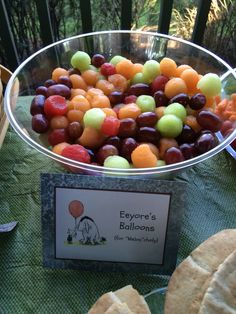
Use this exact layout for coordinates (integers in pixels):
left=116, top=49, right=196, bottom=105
left=4, top=30, right=236, bottom=177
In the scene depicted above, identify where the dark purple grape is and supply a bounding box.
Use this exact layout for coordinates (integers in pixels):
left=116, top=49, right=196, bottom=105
left=195, top=133, right=218, bottom=154
left=118, top=118, right=137, bottom=138
left=151, top=75, right=169, bottom=93
left=179, top=143, right=197, bottom=160
left=30, top=95, right=45, bottom=116
left=164, top=147, right=185, bottom=164
left=48, top=129, right=69, bottom=146
left=196, top=110, right=222, bottom=132
left=58, top=76, right=72, bottom=88
left=154, top=90, right=169, bottom=107
left=169, top=93, right=190, bottom=107
left=67, top=122, right=83, bottom=139
left=92, top=54, right=106, bottom=68
left=104, top=136, right=121, bottom=150
left=189, top=93, right=206, bottom=110
left=32, top=114, right=49, bottom=133
left=136, top=112, right=158, bottom=127
left=127, top=83, right=151, bottom=96
left=137, top=127, right=160, bottom=144
left=108, top=91, right=125, bottom=105
left=44, top=79, right=56, bottom=87
left=176, top=125, right=197, bottom=144
left=120, top=138, right=138, bottom=162
left=68, top=68, right=81, bottom=76
left=96, top=144, right=118, bottom=165
left=46, top=84, right=71, bottom=99
left=36, top=86, right=47, bottom=97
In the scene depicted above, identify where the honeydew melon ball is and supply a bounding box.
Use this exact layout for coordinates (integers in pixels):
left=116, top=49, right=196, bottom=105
left=157, top=160, right=166, bottom=167
left=131, top=72, right=149, bottom=84
left=156, top=114, right=183, bottom=138
left=83, top=108, right=106, bottom=130
left=110, top=55, right=126, bottom=66
left=71, top=51, right=91, bottom=71
left=164, top=102, right=187, bottom=121
left=136, top=95, right=156, bottom=112
left=142, top=60, right=160, bottom=82
left=197, top=73, right=222, bottom=97
left=104, top=156, right=131, bottom=169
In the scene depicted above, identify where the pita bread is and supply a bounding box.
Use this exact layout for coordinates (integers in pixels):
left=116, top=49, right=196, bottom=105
left=164, top=229, right=236, bottom=314
left=105, top=302, right=134, bottom=314
left=88, top=291, right=120, bottom=314
left=198, top=249, right=236, bottom=314
left=114, top=285, right=151, bottom=314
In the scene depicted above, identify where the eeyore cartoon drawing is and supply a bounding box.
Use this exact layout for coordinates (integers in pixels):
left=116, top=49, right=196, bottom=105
left=77, top=216, right=103, bottom=245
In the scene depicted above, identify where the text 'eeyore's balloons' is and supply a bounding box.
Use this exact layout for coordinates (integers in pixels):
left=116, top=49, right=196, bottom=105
left=68, top=200, right=84, bottom=219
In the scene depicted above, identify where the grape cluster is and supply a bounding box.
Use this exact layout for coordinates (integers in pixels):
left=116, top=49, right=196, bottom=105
left=30, top=51, right=229, bottom=170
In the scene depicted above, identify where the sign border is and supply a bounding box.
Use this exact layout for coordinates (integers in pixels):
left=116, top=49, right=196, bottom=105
left=41, top=173, right=186, bottom=275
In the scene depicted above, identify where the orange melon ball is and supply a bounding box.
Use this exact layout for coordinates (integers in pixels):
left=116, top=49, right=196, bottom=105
left=52, top=142, right=70, bottom=155
left=160, top=57, right=177, bottom=78
left=95, top=80, right=115, bottom=96
left=69, top=95, right=91, bottom=112
left=67, top=109, right=84, bottom=122
left=175, top=64, right=192, bottom=77
left=118, top=103, right=142, bottom=120
left=81, top=70, right=99, bottom=86
left=102, top=108, right=117, bottom=118
left=180, top=68, right=200, bottom=93
left=90, top=94, right=111, bottom=108
left=52, top=67, right=69, bottom=82
left=131, top=144, right=158, bottom=168
left=164, top=77, right=187, bottom=98
left=115, top=59, right=135, bottom=80
left=70, top=74, right=87, bottom=90
left=70, top=88, right=87, bottom=99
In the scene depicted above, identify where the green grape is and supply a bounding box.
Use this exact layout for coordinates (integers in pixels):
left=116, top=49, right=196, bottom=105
left=104, top=156, right=131, bottom=169
left=156, top=114, right=183, bottom=138
left=136, top=95, right=156, bottom=112
left=197, top=73, right=222, bottom=97
left=83, top=108, right=106, bottom=130
left=164, top=103, right=187, bottom=121
left=71, top=51, right=91, bottom=71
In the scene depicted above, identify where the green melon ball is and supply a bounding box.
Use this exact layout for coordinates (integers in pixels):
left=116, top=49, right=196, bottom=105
left=83, top=108, right=106, bottom=130
left=136, top=95, right=156, bottom=112
left=104, top=156, right=131, bottom=169
left=109, top=55, right=126, bottom=66
left=142, top=60, right=160, bottom=82
left=197, top=73, right=222, bottom=97
left=131, top=72, right=149, bottom=84
left=157, top=160, right=166, bottom=167
left=164, top=102, right=187, bottom=121
left=155, top=114, right=183, bottom=138
left=71, top=51, right=91, bottom=71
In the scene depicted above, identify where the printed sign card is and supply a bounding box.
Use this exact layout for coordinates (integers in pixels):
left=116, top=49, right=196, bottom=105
left=41, top=173, right=186, bottom=274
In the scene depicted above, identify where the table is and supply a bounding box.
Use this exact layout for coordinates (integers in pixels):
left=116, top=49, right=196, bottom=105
left=0, top=125, right=236, bottom=314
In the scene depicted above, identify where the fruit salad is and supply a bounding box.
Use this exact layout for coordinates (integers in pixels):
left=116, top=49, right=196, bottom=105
left=30, top=51, right=236, bottom=170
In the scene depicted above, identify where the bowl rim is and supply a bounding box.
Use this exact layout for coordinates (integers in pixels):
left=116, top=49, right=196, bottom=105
left=4, top=30, right=236, bottom=175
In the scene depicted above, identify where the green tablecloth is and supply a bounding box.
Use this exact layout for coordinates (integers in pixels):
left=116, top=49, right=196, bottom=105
left=0, top=126, right=236, bottom=314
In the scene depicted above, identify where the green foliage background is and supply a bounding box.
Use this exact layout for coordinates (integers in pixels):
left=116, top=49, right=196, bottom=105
left=0, top=0, right=235, bottom=68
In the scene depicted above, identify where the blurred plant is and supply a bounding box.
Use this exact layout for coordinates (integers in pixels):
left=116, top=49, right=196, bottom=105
left=170, top=0, right=236, bottom=66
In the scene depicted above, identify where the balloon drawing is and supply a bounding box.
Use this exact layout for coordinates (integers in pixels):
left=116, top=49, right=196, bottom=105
left=68, top=200, right=84, bottom=218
